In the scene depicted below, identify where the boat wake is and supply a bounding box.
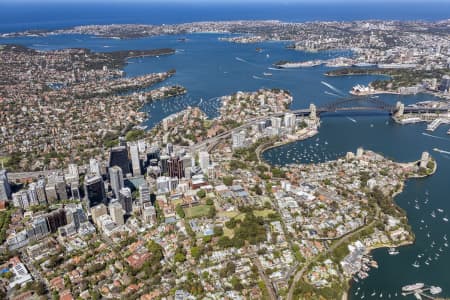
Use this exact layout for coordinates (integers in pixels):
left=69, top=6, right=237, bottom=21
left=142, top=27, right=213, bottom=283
left=235, top=57, right=247, bottom=63
left=321, top=81, right=347, bottom=96
left=252, top=74, right=277, bottom=81
left=347, top=117, right=357, bottom=123
left=422, top=132, right=449, bottom=141
left=325, top=91, right=341, bottom=97
left=433, top=148, right=450, bottom=155
left=252, top=75, right=265, bottom=80
left=267, top=67, right=288, bottom=71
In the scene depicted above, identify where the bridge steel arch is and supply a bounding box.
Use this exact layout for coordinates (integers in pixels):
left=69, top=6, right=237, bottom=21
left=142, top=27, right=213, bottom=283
left=318, top=96, right=396, bottom=113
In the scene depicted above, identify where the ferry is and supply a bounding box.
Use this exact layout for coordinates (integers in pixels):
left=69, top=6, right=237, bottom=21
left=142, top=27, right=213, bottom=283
left=388, top=248, right=399, bottom=255
left=402, top=283, right=424, bottom=292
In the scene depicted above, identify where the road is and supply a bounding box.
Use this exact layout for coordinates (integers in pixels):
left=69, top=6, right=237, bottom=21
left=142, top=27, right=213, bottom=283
left=286, top=208, right=379, bottom=300
left=250, top=253, right=277, bottom=300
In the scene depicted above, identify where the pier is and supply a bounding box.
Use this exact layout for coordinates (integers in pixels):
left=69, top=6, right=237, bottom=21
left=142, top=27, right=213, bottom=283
left=426, top=118, right=450, bottom=132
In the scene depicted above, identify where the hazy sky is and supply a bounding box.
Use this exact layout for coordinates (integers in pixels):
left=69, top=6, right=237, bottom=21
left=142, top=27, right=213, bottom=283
left=2, top=0, right=445, bottom=3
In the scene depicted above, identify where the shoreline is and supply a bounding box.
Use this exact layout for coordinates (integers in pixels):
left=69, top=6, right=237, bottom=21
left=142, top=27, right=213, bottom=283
left=257, top=119, right=437, bottom=300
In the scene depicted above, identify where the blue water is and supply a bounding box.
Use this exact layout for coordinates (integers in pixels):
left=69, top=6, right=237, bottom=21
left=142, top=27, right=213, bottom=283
left=1, top=3, right=450, bottom=298
left=1, top=33, right=433, bottom=128
left=1, top=2, right=450, bottom=33
left=263, top=116, right=450, bottom=299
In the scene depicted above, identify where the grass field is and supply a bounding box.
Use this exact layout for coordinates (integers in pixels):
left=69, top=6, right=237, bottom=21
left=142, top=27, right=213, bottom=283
left=0, top=156, right=10, bottom=166
left=184, top=205, right=211, bottom=219
left=221, top=209, right=276, bottom=238
left=254, top=209, right=275, bottom=218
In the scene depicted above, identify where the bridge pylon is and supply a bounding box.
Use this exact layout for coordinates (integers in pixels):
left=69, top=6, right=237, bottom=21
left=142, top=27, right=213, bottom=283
left=309, top=103, right=317, bottom=120
left=395, top=101, right=404, bottom=117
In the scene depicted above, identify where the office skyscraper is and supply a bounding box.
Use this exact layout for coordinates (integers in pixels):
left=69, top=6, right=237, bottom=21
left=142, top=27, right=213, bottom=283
left=109, top=166, right=124, bottom=198
left=109, top=146, right=131, bottom=175
left=46, top=208, right=67, bottom=233
left=160, top=155, right=170, bottom=175
left=139, top=183, right=151, bottom=206
left=84, top=174, right=106, bottom=209
left=36, top=179, right=47, bottom=205
left=89, top=159, right=101, bottom=177
left=0, top=170, right=11, bottom=201
left=198, top=151, right=210, bottom=173
left=109, top=200, right=124, bottom=225
left=130, top=143, right=141, bottom=176
left=118, top=187, right=132, bottom=215
left=168, top=156, right=184, bottom=179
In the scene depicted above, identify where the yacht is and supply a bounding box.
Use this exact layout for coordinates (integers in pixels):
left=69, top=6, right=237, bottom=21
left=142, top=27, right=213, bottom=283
left=402, top=283, right=425, bottom=292
left=430, top=286, right=442, bottom=295
left=388, top=248, right=399, bottom=255
left=443, top=217, right=449, bottom=222
left=437, top=208, right=444, bottom=213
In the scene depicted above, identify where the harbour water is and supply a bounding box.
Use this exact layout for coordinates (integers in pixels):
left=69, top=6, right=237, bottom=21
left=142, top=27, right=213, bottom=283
left=1, top=27, right=449, bottom=300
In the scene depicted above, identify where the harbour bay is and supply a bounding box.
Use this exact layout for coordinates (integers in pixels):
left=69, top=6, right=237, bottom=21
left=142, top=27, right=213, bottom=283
left=1, top=30, right=449, bottom=299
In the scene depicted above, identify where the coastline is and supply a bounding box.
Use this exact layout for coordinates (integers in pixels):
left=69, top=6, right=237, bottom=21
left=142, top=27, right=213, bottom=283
left=258, top=119, right=437, bottom=300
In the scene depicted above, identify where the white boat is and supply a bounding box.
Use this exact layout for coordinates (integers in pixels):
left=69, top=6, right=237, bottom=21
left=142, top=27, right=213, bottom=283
left=402, top=283, right=424, bottom=292
left=438, top=208, right=444, bottom=213
left=443, top=217, right=449, bottom=222
left=412, top=261, right=420, bottom=268
left=388, top=248, right=399, bottom=255
left=263, top=72, right=272, bottom=76
left=371, top=292, right=376, bottom=296
left=430, top=286, right=442, bottom=295
left=431, top=210, right=436, bottom=218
